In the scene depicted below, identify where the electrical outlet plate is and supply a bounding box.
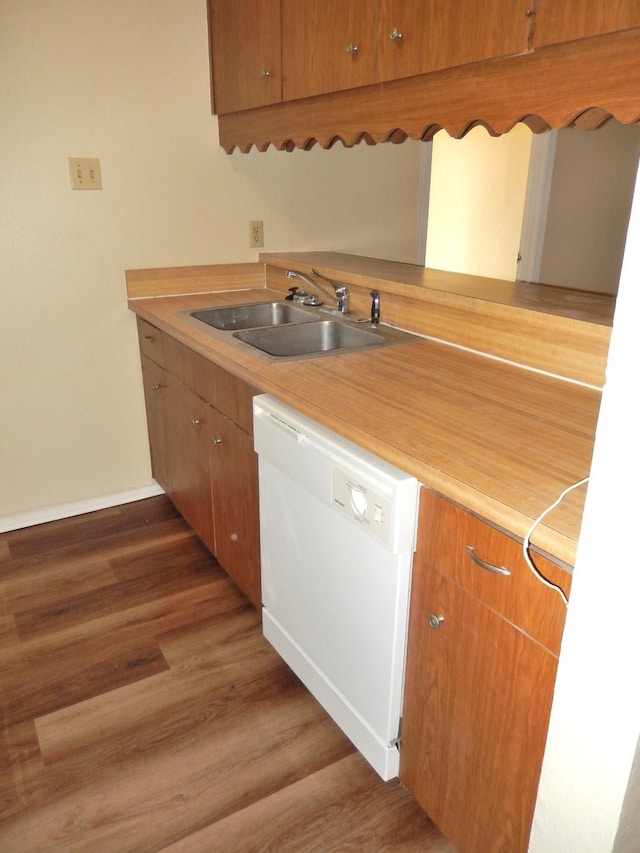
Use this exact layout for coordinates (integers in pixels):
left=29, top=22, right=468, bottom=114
left=249, top=220, right=264, bottom=248
left=68, top=157, right=102, bottom=190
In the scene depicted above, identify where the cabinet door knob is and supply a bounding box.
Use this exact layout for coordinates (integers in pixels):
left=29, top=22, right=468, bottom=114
left=144, top=334, right=155, bottom=342
left=191, top=418, right=202, bottom=427
left=151, top=383, right=166, bottom=391
left=467, top=545, right=511, bottom=576
left=211, top=437, right=222, bottom=446
left=428, top=613, right=444, bottom=630
left=389, top=27, right=403, bottom=41
left=345, top=42, right=358, bottom=55
left=260, top=69, right=271, bottom=78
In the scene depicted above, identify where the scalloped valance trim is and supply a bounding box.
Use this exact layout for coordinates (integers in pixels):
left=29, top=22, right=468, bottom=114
left=218, top=28, right=640, bottom=153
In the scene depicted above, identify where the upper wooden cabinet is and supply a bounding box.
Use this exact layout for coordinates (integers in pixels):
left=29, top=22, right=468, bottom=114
left=210, top=0, right=531, bottom=111
left=208, top=0, right=282, bottom=114
left=282, top=0, right=531, bottom=100
left=534, top=0, right=640, bottom=48
left=282, top=0, right=377, bottom=101
left=209, top=0, right=640, bottom=150
left=376, top=0, right=531, bottom=82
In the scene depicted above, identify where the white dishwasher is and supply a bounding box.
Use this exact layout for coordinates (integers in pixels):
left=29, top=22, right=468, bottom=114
left=253, top=395, right=419, bottom=780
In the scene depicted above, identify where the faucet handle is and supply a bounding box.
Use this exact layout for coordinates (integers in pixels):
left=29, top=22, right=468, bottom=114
left=370, top=290, right=381, bottom=325
left=335, top=286, right=350, bottom=314
left=312, top=268, right=350, bottom=314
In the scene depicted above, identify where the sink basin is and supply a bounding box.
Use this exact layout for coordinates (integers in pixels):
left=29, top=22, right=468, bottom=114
left=233, top=320, right=389, bottom=357
left=184, top=301, right=419, bottom=360
left=191, top=301, right=316, bottom=331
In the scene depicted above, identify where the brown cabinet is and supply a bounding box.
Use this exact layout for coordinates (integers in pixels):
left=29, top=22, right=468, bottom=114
left=400, top=488, right=571, bottom=853
left=137, top=318, right=261, bottom=607
left=140, top=354, right=172, bottom=490
left=376, top=0, right=531, bottom=83
left=140, top=352, right=215, bottom=554
left=209, top=408, right=261, bottom=608
left=534, top=0, right=640, bottom=48
left=210, top=0, right=531, bottom=110
left=212, top=0, right=640, bottom=152
left=281, top=0, right=377, bottom=101
left=274, top=0, right=531, bottom=102
left=164, top=373, right=216, bottom=554
left=208, top=0, right=282, bottom=114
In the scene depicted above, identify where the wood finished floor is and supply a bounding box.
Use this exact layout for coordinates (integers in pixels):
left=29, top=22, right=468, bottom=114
left=0, top=496, right=454, bottom=852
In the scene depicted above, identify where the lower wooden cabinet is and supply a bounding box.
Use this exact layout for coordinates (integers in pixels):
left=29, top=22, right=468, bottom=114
left=137, top=319, right=261, bottom=607
left=400, top=488, right=571, bottom=852
left=140, top=355, right=216, bottom=554
left=209, top=407, right=260, bottom=608
left=140, top=354, right=171, bottom=489
left=164, top=373, right=216, bottom=555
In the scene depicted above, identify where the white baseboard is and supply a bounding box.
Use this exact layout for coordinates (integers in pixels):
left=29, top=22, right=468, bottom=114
left=0, top=483, right=166, bottom=534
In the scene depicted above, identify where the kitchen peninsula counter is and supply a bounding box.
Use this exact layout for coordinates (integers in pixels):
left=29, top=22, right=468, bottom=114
left=127, top=258, right=606, bottom=569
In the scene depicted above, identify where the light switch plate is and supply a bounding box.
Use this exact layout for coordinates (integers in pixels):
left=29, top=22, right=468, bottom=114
left=68, top=157, right=102, bottom=190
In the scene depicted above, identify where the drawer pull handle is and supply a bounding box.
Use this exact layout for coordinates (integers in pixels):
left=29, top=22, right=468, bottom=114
left=144, top=335, right=154, bottom=342
left=467, top=545, right=511, bottom=576
left=428, top=613, right=444, bottom=630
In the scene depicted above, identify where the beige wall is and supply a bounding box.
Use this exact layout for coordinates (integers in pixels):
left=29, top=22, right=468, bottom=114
left=425, top=124, right=532, bottom=281
left=538, top=122, right=640, bottom=294
left=0, top=0, right=424, bottom=522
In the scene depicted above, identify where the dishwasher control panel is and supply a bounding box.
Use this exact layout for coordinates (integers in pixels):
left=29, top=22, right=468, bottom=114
left=331, top=467, right=394, bottom=547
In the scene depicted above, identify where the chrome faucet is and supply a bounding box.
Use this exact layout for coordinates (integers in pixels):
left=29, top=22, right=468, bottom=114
left=285, top=269, right=350, bottom=314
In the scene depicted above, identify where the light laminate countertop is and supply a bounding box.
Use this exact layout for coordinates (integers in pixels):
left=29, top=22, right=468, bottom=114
left=128, top=284, right=601, bottom=569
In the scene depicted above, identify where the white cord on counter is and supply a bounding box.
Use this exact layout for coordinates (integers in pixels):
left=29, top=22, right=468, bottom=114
left=522, top=476, right=590, bottom=607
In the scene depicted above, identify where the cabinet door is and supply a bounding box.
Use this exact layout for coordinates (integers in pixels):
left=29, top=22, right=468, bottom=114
left=377, top=0, right=531, bottom=82
left=140, top=355, right=171, bottom=488
left=534, top=0, right=640, bottom=49
left=400, top=564, right=559, bottom=853
left=209, top=0, right=282, bottom=114
left=209, top=410, right=261, bottom=608
left=163, top=375, right=216, bottom=553
left=282, top=0, right=377, bottom=101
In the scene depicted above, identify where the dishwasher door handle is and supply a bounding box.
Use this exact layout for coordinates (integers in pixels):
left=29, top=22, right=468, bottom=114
left=256, top=410, right=307, bottom=442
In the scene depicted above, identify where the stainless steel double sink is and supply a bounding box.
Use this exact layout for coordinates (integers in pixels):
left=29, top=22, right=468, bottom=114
left=189, top=301, right=417, bottom=359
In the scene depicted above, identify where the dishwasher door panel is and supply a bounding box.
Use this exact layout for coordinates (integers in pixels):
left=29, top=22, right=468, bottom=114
left=259, top=456, right=412, bottom=744
left=254, top=394, right=419, bottom=781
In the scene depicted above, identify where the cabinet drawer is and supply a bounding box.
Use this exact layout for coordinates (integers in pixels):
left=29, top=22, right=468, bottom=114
left=137, top=318, right=165, bottom=366
left=135, top=322, right=258, bottom=434
left=415, top=488, right=571, bottom=654
left=162, top=334, right=258, bottom=434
